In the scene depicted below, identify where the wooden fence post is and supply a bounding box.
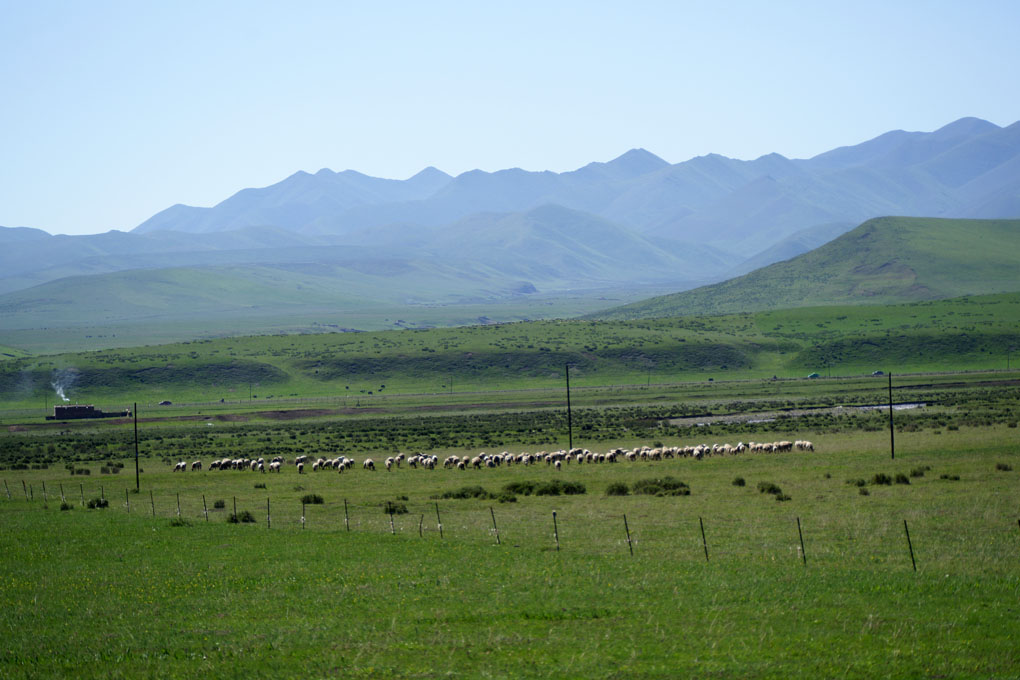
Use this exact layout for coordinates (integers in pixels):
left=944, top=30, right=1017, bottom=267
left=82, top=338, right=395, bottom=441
left=490, top=507, right=501, bottom=545
left=904, top=519, right=917, bottom=572
left=797, top=517, right=806, bottom=566
left=552, top=511, right=560, bottom=552
left=699, top=517, right=709, bottom=562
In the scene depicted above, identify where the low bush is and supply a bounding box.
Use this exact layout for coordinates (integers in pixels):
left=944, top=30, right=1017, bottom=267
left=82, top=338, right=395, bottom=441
left=59, top=502, right=73, bottom=511
left=228, top=510, right=256, bottom=523
left=497, top=492, right=517, bottom=503
left=775, top=493, right=791, bottom=502
left=169, top=517, right=190, bottom=527
left=858, top=487, right=870, bottom=496
left=605, top=482, right=630, bottom=496
left=254, top=482, right=266, bottom=489
left=732, top=477, right=746, bottom=487
left=939, top=474, right=961, bottom=481
left=213, top=499, right=226, bottom=509
left=757, top=481, right=782, bottom=495
left=301, top=493, right=324, bottom=505
left=894, top=473, right=910, bottom=485
left=909, top=467, right=928, bottom=478
left=535, top=480, right=586, bottom=496
left=441, top=485, right=492, bottom=500
left=995, top=463, right=1013, bottom=472
left=846, top=478, right=867, bottom=487
left=383, top=500, right=408, bottom=515
left=86, top=497, right=108, bottom=509
left=871, top=473, right=893, bottom=486
left=633, top=476, right=690, bottom=497
left=503, top=481, right=536, bottom=496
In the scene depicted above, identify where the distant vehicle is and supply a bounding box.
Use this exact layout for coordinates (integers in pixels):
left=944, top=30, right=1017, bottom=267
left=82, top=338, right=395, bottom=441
left=158, top=400, right=172, bottom=406
left=807, top=373, right=820, bottom=379
left=872, top=370, right=885, bottom=376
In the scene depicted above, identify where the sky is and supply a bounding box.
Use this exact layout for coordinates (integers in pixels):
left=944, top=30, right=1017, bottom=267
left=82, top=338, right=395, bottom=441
left=1, top=0, right=1019, bottom=236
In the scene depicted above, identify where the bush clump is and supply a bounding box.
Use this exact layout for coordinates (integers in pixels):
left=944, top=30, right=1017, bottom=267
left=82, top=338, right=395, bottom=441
left=605, top=482, right=630, bottom=496
left=995, top=462, right=1013, bottom=472
left=254, top=482, right=266, bottom=489
left=86, top=497, right=108, bottom=509
left=633, top=476, right=690, bottom=497
left=858, top=487, right=870, bottom=496
left=939, top=474, right=961, bottom=481
left=871, top=473, right=893, bottom=486
left=169, top=517, right=191, bottom=527
left=503, top=481, right=537, bottom=496
left=497, top=492, right=517, bottom=503
left=757, top=481, right=782, bottom=495
left=535, top=480, right=587, bottom=496
left=60, top=502, right=73, bottom=511
left=228, top=510, right=256, bottom=523
left=732, top=477, right=746, bottom=487
left=894, top=473, right=911, bottom=485
left=301, top=493, right=324, bottom=505
left=846, top=478, right=867, bottom=487
left=213, top=499, right=226, bottom=509
left=909, top=466, right=929, bottom=478
left=441, top=485, right=492, bottom=500
left=775, top=493, right=792, bottom=502
left=383, top=500, right=409, bottom=515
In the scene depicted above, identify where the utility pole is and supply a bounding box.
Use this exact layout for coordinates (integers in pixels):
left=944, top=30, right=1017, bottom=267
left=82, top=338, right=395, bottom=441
left=565, top=364, right=573, bottom=451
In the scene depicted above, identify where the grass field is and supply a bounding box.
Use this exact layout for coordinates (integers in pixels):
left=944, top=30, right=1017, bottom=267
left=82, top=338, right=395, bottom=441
left=2, top=370, right=1019, bottom=678
left=2, top=292, right=1018, bottom=413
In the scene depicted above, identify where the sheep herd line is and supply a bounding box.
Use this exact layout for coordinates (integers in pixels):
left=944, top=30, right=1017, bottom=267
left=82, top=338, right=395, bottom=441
left=172, top=440, right=816, bottom=475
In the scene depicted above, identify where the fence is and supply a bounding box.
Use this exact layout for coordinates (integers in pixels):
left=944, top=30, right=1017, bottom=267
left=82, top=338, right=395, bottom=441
left=4, top=479, right=1016, bottom=574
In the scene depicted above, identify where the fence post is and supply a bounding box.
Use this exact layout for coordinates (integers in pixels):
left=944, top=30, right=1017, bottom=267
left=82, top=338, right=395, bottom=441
left=699, top=517, right=709, bottom=562
left=796, top=517, right=806, bottom=566
left=266, top=498, right=270, bottom=529
left=125, top=488, right=130, bottom=513
left=233, top=496, right=237, bottom=522
left=624, top=514, right=633, bottom=556
left=203, top=495, right=208, bottom=522
left=389, top=508, right=395, bottom=535
left=23, top=480, right=28, bottom=501
left=904, top=519, right=917, bottom=572
left=3, top=479, right=9, bottom=499
left=176, top=493, right=181, bottom=517
left=81, top=483, right=85, bottom=507
left=150, top=490, right=154, bottom=516
left=435, top=502, right=443, bottom=539
left=552, top=510, right=560, bottom=551
left=490, top=507, right=501, bottom=545
left=101, top=485, right=104, bottom=501
left=42, top=481, right=47, bottom=503
left=344, top=498, right=350, bottom=531
left=59, top=483, right=65, bottom=503
left=419, top=513, right=424, bottom=538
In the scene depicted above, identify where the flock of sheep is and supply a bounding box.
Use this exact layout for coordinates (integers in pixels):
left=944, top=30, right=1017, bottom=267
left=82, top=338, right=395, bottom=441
left=171, top=440, right=815, bottom=475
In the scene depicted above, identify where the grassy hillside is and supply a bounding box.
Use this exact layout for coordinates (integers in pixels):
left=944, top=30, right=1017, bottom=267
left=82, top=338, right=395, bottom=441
left=1, top=292, right=1017, bottom=409
left=594, top=217, right=1020, bottom=319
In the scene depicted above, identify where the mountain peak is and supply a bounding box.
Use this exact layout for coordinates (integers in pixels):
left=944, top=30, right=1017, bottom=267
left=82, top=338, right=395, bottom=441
left=408, top=166, right=451, bottom=182
left=606, top=148, right=669, bottom=174
left=931, top=117, right=1000, bottom=139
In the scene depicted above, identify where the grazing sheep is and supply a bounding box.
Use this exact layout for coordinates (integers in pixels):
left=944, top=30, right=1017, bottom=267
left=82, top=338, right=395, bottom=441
left=363, top=459, right=376, bottom=471
left=297, top=462, right=304, bottom=474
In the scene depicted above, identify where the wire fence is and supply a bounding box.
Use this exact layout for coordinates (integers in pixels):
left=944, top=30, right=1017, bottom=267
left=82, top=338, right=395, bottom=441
left=5, top=479, right=1017, bottom=574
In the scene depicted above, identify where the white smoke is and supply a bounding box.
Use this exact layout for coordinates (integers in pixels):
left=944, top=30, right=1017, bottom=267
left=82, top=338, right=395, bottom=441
left=51, top=368, right=79, bottom=403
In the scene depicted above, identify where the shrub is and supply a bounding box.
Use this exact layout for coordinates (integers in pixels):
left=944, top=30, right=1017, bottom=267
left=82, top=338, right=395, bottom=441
left=605, top=482, right=630, bottom=496
left=228, top=510, right=256, bottom=524
left=939, top=474, right=960, bottom=481
left=86, top=497, right=108, bottom=509
left=894, top=473, right=910, bottom=485
left=858, top=487, right=870, bottom=496
left=213, top=499, right=226, bottom=509
left=757, top=481, right=782, bottom=495
left=441, top=486, right=492, bottom=500
left=633, top=476, right=689, bottom=497
left=497, top=492, right=517, bottom=503
left=871, top=473, right=892, bottom=486
left=995, top=463, right=1013, bottom=472
left=254, top=482, right=266, bottom=489
left=909, top=467, right=927, bottom=478
left=775, top=493, right=791, bottom=502
left=383, top=500, right=408, bottom=515
left=732, top=477, right=746, bottom=487
left=59, top=502, right=73, bottom=511
left=301, top=493, right=324, bottom=505
left=846, top=478, right=867, bottom=487
left=74, top=468, right=90, bottom=476
left=169, top=517, right=190, bottom=527
left=503, top=481, right=536, bottom=496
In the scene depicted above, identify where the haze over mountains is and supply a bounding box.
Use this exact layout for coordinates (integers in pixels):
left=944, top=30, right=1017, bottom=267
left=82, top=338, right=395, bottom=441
left=2, top=117, right=1019, bottom=333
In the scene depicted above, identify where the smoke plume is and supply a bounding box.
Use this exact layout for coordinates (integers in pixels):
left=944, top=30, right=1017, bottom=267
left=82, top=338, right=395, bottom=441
left=51, top=368, right=79, bottom=403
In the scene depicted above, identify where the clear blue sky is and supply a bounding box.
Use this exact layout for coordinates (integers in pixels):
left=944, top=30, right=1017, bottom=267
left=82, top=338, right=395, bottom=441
left=2, top=0, right=1018, bottom=236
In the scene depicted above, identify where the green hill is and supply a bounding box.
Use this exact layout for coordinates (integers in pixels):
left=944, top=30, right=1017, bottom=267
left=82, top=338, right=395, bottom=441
left=592, top=217, right=1020, bottom=319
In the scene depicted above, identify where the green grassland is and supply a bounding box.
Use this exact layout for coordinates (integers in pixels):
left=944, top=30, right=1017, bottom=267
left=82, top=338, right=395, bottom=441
left=1, top=378, right=1018, bottom=678
left=1, top=292, right=1017, bottom=411
left=595, top=217, right=1020, bottom=319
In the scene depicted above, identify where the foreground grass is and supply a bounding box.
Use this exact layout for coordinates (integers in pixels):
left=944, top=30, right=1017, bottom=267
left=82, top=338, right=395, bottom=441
left=3, top=426, right=1019, bottom=678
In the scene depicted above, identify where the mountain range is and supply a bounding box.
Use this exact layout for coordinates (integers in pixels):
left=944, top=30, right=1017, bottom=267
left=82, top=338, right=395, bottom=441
left=1, top=117, right=1019, bottom=335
